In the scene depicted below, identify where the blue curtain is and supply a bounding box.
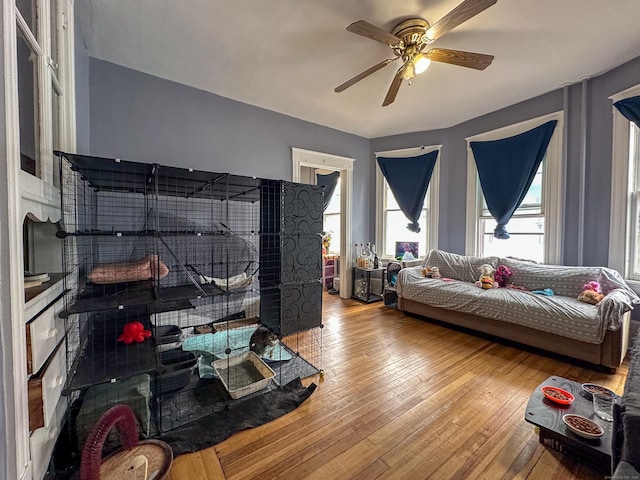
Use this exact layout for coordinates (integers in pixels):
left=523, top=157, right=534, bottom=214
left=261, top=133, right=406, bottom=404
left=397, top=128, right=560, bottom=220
left=316, top=171, right=340, bottom=212
left=470, top=120, right=557, bottom=239
left=614, top=95, right=640, bottom=127
left=377, top=151, right=438, bottom=233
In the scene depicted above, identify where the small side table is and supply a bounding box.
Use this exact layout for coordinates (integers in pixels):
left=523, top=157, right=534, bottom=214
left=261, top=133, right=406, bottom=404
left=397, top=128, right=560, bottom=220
left=524, top=375, right=613, bottom=474
left=351, top=267, right=385, bottom=303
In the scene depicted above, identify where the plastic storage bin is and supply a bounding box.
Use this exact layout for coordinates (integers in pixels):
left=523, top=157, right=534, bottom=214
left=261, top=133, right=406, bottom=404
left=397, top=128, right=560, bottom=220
left=158, top=349, right=197, bottom=394
left=154, top=325, right=183, bottom=352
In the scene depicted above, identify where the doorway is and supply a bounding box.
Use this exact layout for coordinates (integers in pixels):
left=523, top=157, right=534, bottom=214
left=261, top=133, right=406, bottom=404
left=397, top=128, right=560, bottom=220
left=292, top=148, right=354, bottom=300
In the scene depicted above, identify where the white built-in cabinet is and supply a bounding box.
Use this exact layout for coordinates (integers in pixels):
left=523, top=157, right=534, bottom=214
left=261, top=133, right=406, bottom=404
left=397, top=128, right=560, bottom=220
left=23, top=177, right=66, bottom=480
left=2, top=0, right=76, bottom=479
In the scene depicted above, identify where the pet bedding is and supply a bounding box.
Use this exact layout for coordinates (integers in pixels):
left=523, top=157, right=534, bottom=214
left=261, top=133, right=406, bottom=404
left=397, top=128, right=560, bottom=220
left=182, top=328, right=292, bottom=378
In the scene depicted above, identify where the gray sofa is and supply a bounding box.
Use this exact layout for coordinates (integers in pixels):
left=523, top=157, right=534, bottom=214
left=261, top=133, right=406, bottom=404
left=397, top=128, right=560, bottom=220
left=397, top=250, right=639, bottom=369
left=612, top=331, right=640, bottom=478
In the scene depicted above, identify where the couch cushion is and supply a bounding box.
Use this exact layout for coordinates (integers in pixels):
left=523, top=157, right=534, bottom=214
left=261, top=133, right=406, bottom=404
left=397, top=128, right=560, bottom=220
left=425, top=249, right=499, bottom=284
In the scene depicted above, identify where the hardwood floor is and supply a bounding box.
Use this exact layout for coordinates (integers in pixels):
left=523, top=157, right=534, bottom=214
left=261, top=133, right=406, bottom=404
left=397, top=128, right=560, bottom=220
left=166, top=293, right=629, bottom=480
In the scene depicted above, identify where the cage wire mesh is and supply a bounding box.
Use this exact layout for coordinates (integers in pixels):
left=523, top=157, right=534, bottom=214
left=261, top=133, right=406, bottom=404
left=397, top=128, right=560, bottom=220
left=56, top=152, right=323, bottom=447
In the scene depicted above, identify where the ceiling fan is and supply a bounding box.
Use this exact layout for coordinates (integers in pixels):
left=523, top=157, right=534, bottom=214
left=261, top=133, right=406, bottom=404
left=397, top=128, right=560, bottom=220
left=335, top=0, right=497, bottom=106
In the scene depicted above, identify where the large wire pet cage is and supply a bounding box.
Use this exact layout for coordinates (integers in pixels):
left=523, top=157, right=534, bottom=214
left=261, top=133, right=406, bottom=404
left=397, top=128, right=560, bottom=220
left=55, top=152, right=323, bottom=451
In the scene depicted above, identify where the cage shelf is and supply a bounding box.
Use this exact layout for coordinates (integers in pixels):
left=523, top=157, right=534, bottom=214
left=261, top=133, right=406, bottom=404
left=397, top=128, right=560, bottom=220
left=57, top=280, right=255, bottom=317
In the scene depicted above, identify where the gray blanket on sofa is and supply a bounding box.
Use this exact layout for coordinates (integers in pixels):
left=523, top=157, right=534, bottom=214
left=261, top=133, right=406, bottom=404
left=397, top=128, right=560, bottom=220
left=397, top=250, right=639, bottom=344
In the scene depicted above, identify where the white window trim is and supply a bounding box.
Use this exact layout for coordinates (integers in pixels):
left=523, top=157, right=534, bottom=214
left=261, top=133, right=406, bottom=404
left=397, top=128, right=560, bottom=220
left=292, top=147, right=354, bottom=299
left=374, top=145, right=441, bottom=259
left=3, top=4, right=31, bottom=479
left=465, top=111, right=564, bottom=264
left=609, top=83, right=640, bottom=287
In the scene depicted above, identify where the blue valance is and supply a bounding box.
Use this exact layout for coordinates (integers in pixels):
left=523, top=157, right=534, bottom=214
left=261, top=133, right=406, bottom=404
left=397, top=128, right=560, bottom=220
left=377, top=150, right=438, bottom=233
left=316, top=171, right=340, bottom=212
left=470, top=120, right=557, bottom=239
left=614, top=95, right=640, bottom=127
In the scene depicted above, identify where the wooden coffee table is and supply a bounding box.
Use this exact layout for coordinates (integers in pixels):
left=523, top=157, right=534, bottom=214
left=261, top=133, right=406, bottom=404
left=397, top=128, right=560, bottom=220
left=524, top=375, right=613, bottom=474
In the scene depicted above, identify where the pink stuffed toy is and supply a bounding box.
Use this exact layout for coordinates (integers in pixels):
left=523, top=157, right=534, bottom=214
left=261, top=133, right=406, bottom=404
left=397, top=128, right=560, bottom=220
left=578, top=281, right=604, bottom=305
left=117, top=321, right=152, bottom=344
left=494, top=265, right=512, bottom=288
left=583, top=281, right=602, bottom=294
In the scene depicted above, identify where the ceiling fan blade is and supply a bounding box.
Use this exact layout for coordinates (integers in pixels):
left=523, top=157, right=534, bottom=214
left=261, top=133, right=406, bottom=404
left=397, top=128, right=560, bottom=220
left=382, top=68, right=404, bottom=107
left=427, top=48, right=494, bottom=70
left=425, top=0, right=497, bottom=42
left=347, top=20, right=402, bottom=47
left=335, top=58, right=398, bottom=93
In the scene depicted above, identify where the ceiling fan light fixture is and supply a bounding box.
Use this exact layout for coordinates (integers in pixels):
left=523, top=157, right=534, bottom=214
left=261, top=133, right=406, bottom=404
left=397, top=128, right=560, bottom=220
left=338, top=0, right=498, bottom=106
left=401, top=61, right=415, bottom=80
left=413, top=53, right=431, bottom=74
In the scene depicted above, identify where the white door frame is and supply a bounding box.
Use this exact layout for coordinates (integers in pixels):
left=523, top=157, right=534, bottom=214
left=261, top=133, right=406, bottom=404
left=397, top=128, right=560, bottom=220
left=292, top=147, right=354, bottom=300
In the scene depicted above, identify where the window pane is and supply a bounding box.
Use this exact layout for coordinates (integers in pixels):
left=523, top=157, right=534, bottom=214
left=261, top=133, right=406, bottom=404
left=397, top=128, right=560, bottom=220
left=481, top=163, right=543, bottom=216
left=384, top=209, right=427, bottom=258
left=520, top=168, right=543, bottom=209
left=50, top=1, right=58, bottom=67
left=17, top=29, right=37, bottom=176
left=385, top=183, right=400, bottom=210
left=16, top=0, right=34, bottom=32
left=481, top=217, right=544, bottom=263
left=629, top=125, right=640, bottom=279
left=52, top=86, right=61, bottom=187
left=631, top=123, right=639, bottom=190
left=323, top=213, right=340, bottom=255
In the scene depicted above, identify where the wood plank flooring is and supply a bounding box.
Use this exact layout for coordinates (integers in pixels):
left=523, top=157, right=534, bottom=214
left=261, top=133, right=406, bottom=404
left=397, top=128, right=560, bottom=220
left=166, top=293, right=629, bottom=480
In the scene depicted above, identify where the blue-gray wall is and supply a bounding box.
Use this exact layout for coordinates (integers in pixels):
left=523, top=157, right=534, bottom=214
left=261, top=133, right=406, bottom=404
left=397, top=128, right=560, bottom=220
left=82, top=52, right=640, bottom=268
left=371, top=55, right=640, bottom=267
left=87, top=59, right=370, bottom=242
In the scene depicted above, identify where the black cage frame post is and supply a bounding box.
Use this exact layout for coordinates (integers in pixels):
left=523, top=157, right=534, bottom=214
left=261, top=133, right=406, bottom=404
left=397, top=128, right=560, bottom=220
left=55, top=151, right=323, bottom=450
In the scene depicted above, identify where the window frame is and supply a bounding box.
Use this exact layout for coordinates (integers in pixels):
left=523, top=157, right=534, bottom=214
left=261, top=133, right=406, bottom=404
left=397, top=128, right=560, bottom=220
left=16, top=0, right=76, bottom=185
left=609, top=83, right=640, bottom=285
left=465, top=112, right=564, bottom=264
left=374, top=145, right=441, bottom=260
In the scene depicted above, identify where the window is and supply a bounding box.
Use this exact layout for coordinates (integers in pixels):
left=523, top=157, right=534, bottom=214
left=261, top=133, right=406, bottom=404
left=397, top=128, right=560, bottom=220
left=479, top=163, right=545, bottom=262
left=375, top=146, right=440, bottom=259
left=465, top=112, right=564, bottom=264
left=16, top=0, right=76, bottom=184
left=609, top=84, right=640, bottom=283
left=627, top=122, right=640, bottom=279
left=292, top=147, right=354, bottom=300
left=322, top=175, right=341, bottom=255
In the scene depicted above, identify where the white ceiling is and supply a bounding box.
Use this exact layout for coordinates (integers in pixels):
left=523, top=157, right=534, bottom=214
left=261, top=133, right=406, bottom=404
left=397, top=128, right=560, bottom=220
left=77, top=0, right=640, bottom=139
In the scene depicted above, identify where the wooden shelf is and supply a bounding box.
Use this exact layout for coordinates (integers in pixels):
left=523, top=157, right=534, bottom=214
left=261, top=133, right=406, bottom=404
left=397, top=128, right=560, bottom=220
left=24, top=273, right=66, bottom=304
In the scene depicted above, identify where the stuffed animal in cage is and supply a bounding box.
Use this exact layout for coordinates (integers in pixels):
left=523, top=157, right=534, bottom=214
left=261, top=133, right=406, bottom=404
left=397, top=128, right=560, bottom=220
left=578, top=280, right=605, bottom=305
left=117, top=321, right=152, bottom=344
left=476, top=264, right=498, bottom=289
left=494, top=264, right=512, bottom=288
